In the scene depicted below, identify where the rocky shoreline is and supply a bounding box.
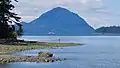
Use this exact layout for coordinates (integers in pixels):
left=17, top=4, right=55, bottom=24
left=0, top=41, right=80, bottom=64
left=0, top=55, right=66, bottom=64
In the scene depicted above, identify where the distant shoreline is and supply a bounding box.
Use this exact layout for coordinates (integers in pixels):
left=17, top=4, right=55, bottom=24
left=20, top=33, right=120, bottom=37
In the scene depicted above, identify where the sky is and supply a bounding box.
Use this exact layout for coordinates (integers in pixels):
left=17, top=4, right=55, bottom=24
left=13, top=0, right=120, bottom=29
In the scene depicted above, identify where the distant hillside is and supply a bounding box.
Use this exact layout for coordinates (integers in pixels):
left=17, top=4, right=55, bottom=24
left=95, top=26, right=120, bottom=33
left=22, top=7, right=94, bottom=36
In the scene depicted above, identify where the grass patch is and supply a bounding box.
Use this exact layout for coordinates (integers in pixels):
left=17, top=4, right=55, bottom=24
left=0, top=42, right=81, bottom=54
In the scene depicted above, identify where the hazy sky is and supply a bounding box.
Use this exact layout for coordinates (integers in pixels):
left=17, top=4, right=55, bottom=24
left=13, top=0, right=120, bottom=28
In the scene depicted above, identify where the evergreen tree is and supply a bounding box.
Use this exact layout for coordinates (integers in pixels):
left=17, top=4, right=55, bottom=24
left=0, top=0, right=22, bottom=39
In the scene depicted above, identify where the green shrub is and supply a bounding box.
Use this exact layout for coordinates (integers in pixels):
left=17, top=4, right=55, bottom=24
left=38, top=52, right=53, bottom=58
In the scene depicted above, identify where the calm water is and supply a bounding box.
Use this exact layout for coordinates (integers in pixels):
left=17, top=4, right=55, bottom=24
left=1, top=36, right=120, bottom=68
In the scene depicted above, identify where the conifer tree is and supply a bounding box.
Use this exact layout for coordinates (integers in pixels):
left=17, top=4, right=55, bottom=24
left=0, top=0, right=22, bottom=39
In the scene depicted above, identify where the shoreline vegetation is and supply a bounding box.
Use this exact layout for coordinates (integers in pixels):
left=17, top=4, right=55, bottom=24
left=0, top=40, right=81, bottom=64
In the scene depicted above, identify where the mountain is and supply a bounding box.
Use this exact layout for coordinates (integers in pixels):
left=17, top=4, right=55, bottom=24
left=95, top=26, right=120, bottom=33
left=22, top=7, right=94, bottom=36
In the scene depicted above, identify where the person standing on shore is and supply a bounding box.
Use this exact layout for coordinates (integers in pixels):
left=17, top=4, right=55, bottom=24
left=58, top=38, right=60, bottom=43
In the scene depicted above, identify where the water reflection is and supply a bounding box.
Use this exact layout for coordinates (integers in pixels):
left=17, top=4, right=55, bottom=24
left=0, top=64, right=9, bottom=68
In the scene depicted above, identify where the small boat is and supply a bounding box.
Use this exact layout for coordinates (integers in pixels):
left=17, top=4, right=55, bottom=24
left=48, top=32, right=55, bottom=35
